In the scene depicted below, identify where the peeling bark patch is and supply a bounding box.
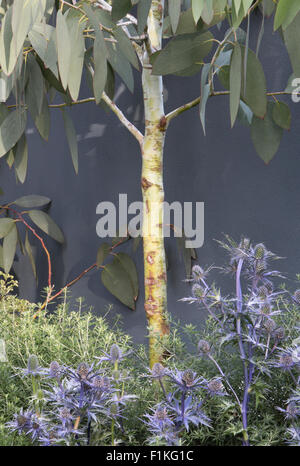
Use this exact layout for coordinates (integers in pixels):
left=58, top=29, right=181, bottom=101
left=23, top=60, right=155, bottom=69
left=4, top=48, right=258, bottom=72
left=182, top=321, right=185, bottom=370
left=158, top=272, right=167, bottom=282
left=145, top=301, right=158, bottom=317
left=158, top=116, right=167, bottom=131
left=145, top=277, right=158, bottom=286
left=146, top=253, right=155, bottom=264
left=142, top=177, right=153, bottom=190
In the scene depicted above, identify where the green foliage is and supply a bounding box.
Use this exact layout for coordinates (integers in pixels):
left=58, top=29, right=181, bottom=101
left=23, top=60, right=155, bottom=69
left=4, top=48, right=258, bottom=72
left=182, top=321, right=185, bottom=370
left=0, top=272, right=299, bottom=446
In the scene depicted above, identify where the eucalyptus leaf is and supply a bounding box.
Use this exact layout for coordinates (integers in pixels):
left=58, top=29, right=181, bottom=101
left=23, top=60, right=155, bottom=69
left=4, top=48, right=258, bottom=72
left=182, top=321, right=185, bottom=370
left=56, top=10, right=71, bottom=90
left=0, top=109, right=27, bottom=158
left=251, top=102, right=283, bottom=164
left=28, top=210, right=64, bottom=244
left=14, top=195, right=51, bottom=209
left=3, top=223, right=17, bottom=273
left=61, top=109, right=78, bottom=174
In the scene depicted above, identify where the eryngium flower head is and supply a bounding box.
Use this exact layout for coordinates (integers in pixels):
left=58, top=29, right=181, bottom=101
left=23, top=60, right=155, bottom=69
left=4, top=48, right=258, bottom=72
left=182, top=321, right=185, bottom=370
left=207, top=378, right=225, bottom=396
left=23, top=354, right=44, bottom=377
left=293, top=289, right=300, bottom=304
left=198, top=339, right=210, bottom=356
left=274, top=327, right=285, bottom=340
left=192, top=284, right=206, bottom=299
left=49, top=361, right=62, bottom=379
left=255, top=259, right=267, bottom=274
left=277, top=401, right=299, bottom=420
left=192, top=265, right=205, bottom=281
left=278, top=353, right=294, bottom=370
left=263, top=319, right=277, bottom=334
left=77, top=362, right=90, bottom=381
left=168, top=368, right=204, bottom=393
left=6, top=408, right=33, bottom=434
left=110, top=344, right=121, bottom=363
left=93, top=375, right=111, bottom=392
left=254, top=243, right=267, bottom=260
left=151, top=362, right=166, bottom=380
left=257, top=285, right=270, bottom=299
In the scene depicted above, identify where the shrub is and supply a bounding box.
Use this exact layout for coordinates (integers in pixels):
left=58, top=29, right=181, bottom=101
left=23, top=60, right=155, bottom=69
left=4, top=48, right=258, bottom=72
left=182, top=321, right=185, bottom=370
left=1, top=234, right=300, bottom=447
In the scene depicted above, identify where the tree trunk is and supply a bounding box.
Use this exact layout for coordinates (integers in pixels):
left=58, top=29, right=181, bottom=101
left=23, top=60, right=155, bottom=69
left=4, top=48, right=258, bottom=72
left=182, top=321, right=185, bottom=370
left=142, top=0, right=169, bottom=367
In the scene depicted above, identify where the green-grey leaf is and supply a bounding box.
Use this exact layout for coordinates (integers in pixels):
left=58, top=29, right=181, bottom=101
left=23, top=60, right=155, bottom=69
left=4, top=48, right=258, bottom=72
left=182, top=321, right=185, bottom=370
left=14, top=134, right=28, bottom=184
left=66, top=14, right=85, bottom=101
left=251, top=102, right=283, bottom=164
left=283, top=12, right=300, bottom=77
left=25, top=230, right=37, bottom=280
left=96, top=242, right=110, bottom=268
left=137, top=0, right=151, bottom=34
left=230, top=43, right=242, bottom=127
left=272, top=101, right=291, bottom=130
left=192, top=0, right=204, bottom=24
left=241, top=47, right=267, bottom=118
left=56, top=10, right=71, bottom=90
left=26, top=55, right=44, bottom=116
left=112, top=0, right=132, bottom=22
left=169, top=0, right=181, bottom=34
left=151, top=31, right=213, bottom=76
left=3, top=224, right=17, bottom=273
left=14, top=195, right=51, bottom=209
left=28, top=210, right=64, bottom=243
left=0, top=109, right=27, bottom=158
left=61, top=109, right=78, bottom=174
left=101, top=255, right=136, bottom=310
left=0, top=218, right=15, bottom=239
left=113, top=27, right=139, bottom=70
left=115, top=252, right=138, bottom=299
left=274, top=0, right=300, bottom=30
left=0, top=6, right=13, bottom=76
left=259, top=0, right=275, bottom=18
left=107, top=42, right=134, bottom=93
left=34, top=95, right=50, bottom=141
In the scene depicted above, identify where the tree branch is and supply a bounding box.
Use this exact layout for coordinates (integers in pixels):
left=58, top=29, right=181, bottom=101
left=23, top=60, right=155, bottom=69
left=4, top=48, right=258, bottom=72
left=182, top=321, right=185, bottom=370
left=166, top=90, right=300, bottom=123
left=102, top=92, right=144, bottom=146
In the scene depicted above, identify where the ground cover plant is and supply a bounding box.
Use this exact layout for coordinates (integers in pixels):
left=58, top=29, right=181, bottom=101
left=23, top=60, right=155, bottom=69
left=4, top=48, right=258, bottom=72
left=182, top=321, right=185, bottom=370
left=1, top=236, right=299, bottom=446
left=1, top=1, right=300, bottom=365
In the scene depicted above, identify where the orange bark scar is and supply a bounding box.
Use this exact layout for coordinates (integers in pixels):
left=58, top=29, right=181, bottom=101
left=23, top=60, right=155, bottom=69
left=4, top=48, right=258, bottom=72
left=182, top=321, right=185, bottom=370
left=142, top=177, right=153, bottom=190
left=146, top=252, right=155, bottom=264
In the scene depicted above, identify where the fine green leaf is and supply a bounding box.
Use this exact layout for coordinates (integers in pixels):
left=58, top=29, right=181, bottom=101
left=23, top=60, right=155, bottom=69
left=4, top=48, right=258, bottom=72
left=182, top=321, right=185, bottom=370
left=0, top=6, right=13, bottom=76
left=66, top=14, right=85, bottom=101
left=0, top=109, right=27, bottom=158
left=83, top=4, right=108, bottom=103
left=201, top=0, right=213, bottom=25
left=107, top=42, right=134, bottom=93
left=169, top=0, right=181, bottom=34
left=56, top=10, right=71, bottom=90
left=113, top=27, right=139, bottom=70
left=0, top=338, right=8, bottom=363
left=283, top=12, right=300, bottom=77
left=96, top=242, right=110, bottom=268
left=3, top=224, right=17, bottom=273
left=259, top=0, right=275, bottom=18
left=25, top=230, right=37, bottom=281
left=34, top=95, right=51, bottom=141
left=61, top=109, right=78, bottom=174
left=26, top=55, right=44, bottom=116
left=274, top=0, right=300, bottom=30
left=137, top=0, right=152, bottom=34
left=101, top=255, right=137, bottom=310
left=28, top=210, right=65, bottom=244
left=251, top=102, right=283, bottom=164
left=241, top=47, right=267, bottom=118
left=115, top=252, right=139, bottom=299
left=112, top=0, right=132, bottom=22
left=272, top=101, right=291, bottom=130
left=14, top=195, right=51, bottom=209
left=0, top=218, right=15, bottom=239
left=151, top=31, right=213, bottom=76
left=192, top=0, right=204, bottom=24
left=14, top=134, right=28, bottom=184
left=230, top=43, right=242, bottom=127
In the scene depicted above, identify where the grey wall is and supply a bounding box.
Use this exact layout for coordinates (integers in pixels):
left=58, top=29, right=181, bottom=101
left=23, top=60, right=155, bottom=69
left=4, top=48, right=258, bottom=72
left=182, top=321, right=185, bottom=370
left=1, top=17, right=300, bottom=343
